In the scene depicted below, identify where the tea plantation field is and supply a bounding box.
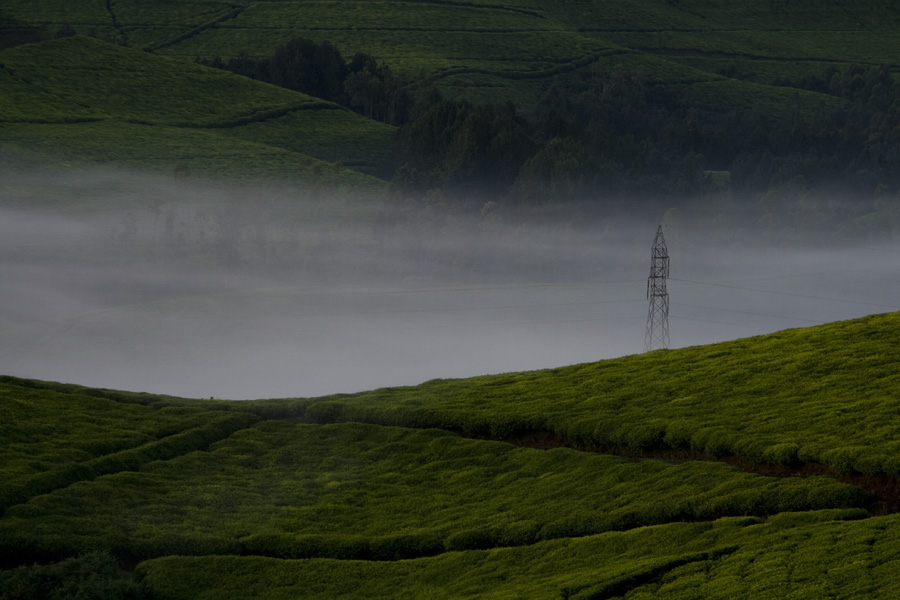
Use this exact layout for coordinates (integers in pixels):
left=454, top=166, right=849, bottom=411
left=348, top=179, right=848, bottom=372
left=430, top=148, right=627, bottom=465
left=249, top=312, right=900, bottom=480
left=0, top=36, right=394, bottom=185
left=3, top=0, right=897, bottom=181
left=5, top=0, right=899, bottom=110
left=3, top=312, right=900, bottom=597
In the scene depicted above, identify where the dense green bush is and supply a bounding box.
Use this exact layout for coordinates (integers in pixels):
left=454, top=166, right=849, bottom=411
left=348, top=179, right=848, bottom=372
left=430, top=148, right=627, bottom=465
left=0, top=421, right=866, bottom=564
left=1, top=408, right=258, bottom=516
left=762, top=443, right=800, bottom=467
left=283, top=313, right=900, bottom=478
left=135, top=512, right=900, bottom=599
left=0, top=551, right=144, bottom=600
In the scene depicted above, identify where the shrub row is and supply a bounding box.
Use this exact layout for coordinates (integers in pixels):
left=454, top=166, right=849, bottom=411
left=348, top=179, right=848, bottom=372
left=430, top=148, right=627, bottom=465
left=239, top=532, right=445, bottom=562
left=0, top=551, right=146, bottom=600
left=0, top=411, right=258, bottom=515
left=283, top=313, right=900, bottom=479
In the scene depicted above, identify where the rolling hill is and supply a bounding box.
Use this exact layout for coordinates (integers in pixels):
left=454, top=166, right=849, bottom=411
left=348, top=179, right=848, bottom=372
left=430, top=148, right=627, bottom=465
left=3, top=0, right=897, bottom=185
left=4, top=1, right=900, bottom=598
left=0, top=35, right=395, bottom=186
left=5, top=0, right=900, bottom=110
left=2, top=311, right=900, bottom=597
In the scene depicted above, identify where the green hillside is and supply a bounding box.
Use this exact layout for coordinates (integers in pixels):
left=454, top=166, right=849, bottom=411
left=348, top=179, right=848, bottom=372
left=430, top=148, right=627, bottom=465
left=3, top=312, right=900, bottom=597
left=5, top=0, right=898, bottom=110
left=5, top=0, right=898, bottom=208
left=137, top=513, right=900, bottom=599
left=0, top=36, right=394, bottom=185
left=4, top=1, right=900, bottom=597
left=252, top=311, right=900, bottom=481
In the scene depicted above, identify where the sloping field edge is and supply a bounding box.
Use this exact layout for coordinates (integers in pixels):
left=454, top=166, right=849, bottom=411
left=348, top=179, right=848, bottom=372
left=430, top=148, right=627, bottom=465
left=0, top=411, right=260, bottom=517
left=461, top=429, right=900, bottom=516
left=146, top=5, right=245, bottom=52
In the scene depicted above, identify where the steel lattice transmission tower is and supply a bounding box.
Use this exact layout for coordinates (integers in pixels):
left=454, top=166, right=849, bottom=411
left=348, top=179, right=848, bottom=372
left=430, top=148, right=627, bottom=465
left=644, top=225, right=670, bottom=352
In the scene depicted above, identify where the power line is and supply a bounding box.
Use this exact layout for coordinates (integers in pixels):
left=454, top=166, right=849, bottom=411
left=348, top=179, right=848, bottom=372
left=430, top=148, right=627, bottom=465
left=645, top=225, right=670, bottom=351
left=673, top=301, right=827, bottom=325
left=669, top=313, right=773, bottom=332
left=669, top=277, right=900, bottom=311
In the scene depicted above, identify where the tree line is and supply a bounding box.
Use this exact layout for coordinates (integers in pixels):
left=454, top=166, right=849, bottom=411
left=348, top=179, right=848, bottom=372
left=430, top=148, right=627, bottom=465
left=198, top=38, right=412, bottom=126
left=199, top=39, right=900, bottom=234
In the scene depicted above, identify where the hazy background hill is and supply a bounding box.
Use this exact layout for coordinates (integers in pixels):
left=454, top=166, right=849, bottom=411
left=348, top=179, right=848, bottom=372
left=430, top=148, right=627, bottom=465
left=4, top=0, right=900, bottom=210
left=0, top=35, right=394, bottom=183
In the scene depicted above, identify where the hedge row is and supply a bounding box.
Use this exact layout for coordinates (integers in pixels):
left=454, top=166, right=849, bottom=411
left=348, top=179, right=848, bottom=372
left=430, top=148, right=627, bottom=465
left=0, top=411, right=259, bottom=515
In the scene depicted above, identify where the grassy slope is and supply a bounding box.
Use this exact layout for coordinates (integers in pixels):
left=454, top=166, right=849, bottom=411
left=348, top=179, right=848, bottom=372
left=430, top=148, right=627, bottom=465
left=252, top=311, right=900, bottom=478
left=0, top=36, right=394, bottom=184
left=0, top=417, right=864, bottom=562
left=5, top=0, right=891, bottom=112
left=2, top=0, right=890, bottom=185
left=0, top=378, right=259, bottom=514
left=137, top=511, right=900, bottom=600
left=148, top=0, right=864, bottom=110
left=2, top=313, right=900, bottom=597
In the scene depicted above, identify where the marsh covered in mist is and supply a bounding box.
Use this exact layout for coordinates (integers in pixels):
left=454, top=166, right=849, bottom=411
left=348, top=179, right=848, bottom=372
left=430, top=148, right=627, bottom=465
left=3, top=165, right=900, bottom=399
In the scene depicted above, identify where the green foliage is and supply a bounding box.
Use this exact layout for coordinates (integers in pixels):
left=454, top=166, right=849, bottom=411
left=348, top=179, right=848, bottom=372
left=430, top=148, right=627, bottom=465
left=761, top=443, right=801, bottom=467
left=134, top=522, right=732, bottom=600
left=0, top=377, right=258, bottom=518
left=135, top=512, right=900, bottom=599
left=282, top=312, right=900, bottom=477
left=0, top=419, right=865, bottom=563
left=5, top=0, right=900, bottom=200
left=0, top=36, right=393, bottom=187
left=392, top=91, right=535, bottom=200
left=0, top=120, right=386, bottom=188
left=218, top=102, right=395, bottom=177
left=3, top=315, right=900, bottom=596
left=0, top=551, right=145, bottom=600
left=623, top=511, right=900, bottom=599
left=201, top=37, right=412, bottom=126
left=0, top=37, right=314, bottom=126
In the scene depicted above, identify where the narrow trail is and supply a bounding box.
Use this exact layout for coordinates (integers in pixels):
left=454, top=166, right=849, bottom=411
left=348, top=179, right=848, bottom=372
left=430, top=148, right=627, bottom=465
left=148, top=6, right=246, bottom=52
left=106, top=0, right=124, bottom=36
left=460, top=429, right=900, bottom=516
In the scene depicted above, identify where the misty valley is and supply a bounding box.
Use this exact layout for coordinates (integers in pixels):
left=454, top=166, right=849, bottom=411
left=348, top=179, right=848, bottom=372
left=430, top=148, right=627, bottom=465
left=6, top=1, right=900, bottom=598
left=3, top=166, right=900, bottom=399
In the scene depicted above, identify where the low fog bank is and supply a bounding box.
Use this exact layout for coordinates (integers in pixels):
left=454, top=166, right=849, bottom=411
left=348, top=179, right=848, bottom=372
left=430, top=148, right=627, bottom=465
left=3, top=166, right=900, bottom=399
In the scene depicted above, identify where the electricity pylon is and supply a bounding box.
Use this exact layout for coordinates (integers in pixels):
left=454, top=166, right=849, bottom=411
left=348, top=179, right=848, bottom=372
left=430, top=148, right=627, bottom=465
left=645, top=225, right=670, bottom=352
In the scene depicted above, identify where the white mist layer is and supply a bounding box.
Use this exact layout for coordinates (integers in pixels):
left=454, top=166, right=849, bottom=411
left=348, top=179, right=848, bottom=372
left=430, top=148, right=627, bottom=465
left=3, top=164, right=900, bottom=399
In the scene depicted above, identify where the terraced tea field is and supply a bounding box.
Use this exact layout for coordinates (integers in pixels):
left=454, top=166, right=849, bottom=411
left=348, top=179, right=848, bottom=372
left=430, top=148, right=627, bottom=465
left=4, top=310, right=900, bottom=597
left=0, top=36, right=394, bottom=184
left=6, top=0, right=900, bottom=111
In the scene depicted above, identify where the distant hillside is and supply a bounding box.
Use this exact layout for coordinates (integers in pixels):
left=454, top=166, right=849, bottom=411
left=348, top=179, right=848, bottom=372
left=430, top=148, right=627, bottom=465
left=0, top=36, right=395, bottom=185
left=240, top=310, right=900, bottom=480
left=3, top=2, right=900, bottom=207
left=4, top=0, right=899, bottom=109
left=3, top=311, right=900, bottom=597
